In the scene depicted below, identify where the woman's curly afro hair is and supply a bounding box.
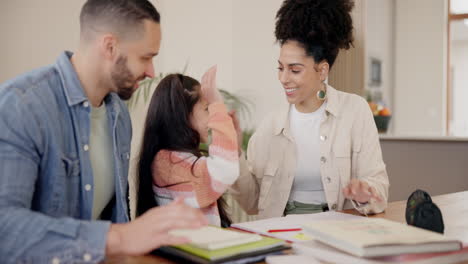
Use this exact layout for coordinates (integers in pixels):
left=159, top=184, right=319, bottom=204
left=275, top=0, right=354, bottom=68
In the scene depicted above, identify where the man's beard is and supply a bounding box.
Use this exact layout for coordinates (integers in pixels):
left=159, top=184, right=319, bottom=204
left=111, top=55, right=142, bottom=100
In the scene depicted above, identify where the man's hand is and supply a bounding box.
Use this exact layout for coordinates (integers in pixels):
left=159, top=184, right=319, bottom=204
left=106, top=198, right=208, bottom=256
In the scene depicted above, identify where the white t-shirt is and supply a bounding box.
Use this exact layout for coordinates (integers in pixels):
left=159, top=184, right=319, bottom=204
left=89, top=102, right=115, bottom=219
left=288, top=103, right=327, bottom=204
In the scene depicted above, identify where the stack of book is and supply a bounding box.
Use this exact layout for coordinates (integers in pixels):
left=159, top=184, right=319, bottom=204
left=155, top=226, right=290, bottom=264
left=302, top=218, right=462, bottom=258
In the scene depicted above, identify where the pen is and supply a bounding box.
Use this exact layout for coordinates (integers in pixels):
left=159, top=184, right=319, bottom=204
left=268, top=228, right=302, bottom=233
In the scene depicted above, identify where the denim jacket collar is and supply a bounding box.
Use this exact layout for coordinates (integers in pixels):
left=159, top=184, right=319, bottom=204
left=55, top=51, right=122, bottom=116
left=55, top=51, right=88, bottom=107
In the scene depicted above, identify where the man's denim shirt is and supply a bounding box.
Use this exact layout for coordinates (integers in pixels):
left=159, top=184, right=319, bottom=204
left=0, top=51, right=131, bottom=263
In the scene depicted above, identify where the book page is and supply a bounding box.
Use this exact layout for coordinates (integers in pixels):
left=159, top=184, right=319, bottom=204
left=232, top=211, right=363, bottom=242
left=169, top=226, right=262, bottom=250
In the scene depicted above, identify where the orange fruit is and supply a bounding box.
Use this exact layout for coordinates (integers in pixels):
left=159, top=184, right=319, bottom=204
left=379, top=108, right=391, bottom=116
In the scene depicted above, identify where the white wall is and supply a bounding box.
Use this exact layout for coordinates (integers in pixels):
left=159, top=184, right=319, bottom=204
left=231, top=0, right=285, bottom=129
left=0, top=0, right=85, bottom=83
left=393, top=0, right=447, bottom=136
left=156, top=0, right=234, bottom=94
left=0, top=0, right=285, bottom=128
left=156, top=0, right=285, bottom=130
left=366, top=0, right=395, bottom=133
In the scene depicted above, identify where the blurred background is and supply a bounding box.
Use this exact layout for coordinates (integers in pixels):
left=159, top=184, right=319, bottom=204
left=1, top=0, right=467, bottom=221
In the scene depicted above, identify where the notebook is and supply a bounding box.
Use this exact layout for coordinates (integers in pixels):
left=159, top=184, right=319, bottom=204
left=156, top=226, right=290, bottom=264
left=302, top=218, right=462, bottom=258
left=169, top=226, right=262, bottom=250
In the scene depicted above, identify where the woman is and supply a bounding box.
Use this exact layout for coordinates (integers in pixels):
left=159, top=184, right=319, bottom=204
left=231, top=0, right=389, bottom=219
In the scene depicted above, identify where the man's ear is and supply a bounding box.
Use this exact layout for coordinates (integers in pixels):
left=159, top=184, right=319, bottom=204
left=100, top=34, right=118, bottom=60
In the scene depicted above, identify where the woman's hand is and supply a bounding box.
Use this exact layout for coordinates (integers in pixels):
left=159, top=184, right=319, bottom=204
left=342, top=178, right=383, bottom=204
left=228, top=110, right=243, bottom=155
left=201, top=65, right=223, bottom=104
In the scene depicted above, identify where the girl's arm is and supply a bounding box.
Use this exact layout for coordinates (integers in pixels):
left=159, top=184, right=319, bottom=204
left=153, top=103, right=239, bottom=208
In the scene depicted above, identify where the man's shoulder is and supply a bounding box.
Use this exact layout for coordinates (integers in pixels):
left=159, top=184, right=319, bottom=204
left=0, top=65, right=61, bottom=107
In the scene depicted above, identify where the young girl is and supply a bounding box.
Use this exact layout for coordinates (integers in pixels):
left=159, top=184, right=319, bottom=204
left=136, top=66, right=240, bottom=227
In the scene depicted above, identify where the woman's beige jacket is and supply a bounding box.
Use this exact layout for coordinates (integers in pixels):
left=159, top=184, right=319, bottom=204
left=230, top=85, right=389, bottom=219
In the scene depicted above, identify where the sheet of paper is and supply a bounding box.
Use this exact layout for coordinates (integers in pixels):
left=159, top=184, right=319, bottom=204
left=266, top=255, right=321, bottom=264
left=232, top=211, right=363, bottom=242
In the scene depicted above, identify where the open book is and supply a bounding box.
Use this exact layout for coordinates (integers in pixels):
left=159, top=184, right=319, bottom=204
left=231, top=211, right=363, bottom=242
left=302, top=218, right=462, bottom=258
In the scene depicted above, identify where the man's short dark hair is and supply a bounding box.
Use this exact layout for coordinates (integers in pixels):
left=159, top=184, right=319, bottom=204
left=80, top=0, right=160, bottom=40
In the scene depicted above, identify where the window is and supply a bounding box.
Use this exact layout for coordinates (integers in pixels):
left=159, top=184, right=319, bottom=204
left=448, top=0, right=468, bottom=136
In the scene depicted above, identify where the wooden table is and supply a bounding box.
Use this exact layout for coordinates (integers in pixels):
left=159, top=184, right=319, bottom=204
left=104, top=190, right=468, bottom=264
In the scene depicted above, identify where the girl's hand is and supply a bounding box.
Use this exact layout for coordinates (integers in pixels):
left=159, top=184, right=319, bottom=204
left=201, top=65, right=223, bottom=104
left=342, top=178, right=383, bottom=204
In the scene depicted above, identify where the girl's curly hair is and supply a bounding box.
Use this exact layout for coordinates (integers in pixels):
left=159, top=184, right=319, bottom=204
left=275, top=0, right=354, bottom=67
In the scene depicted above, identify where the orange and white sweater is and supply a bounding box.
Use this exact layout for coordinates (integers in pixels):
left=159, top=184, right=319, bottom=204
left=151, top=103, right=239, bottom=226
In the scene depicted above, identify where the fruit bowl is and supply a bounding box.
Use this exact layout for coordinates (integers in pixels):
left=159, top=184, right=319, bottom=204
left=368, top=101, right=391, bottom=133
left=374, top=115, right=391, bottom=133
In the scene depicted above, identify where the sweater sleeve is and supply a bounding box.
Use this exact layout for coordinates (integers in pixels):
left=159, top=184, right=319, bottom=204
left=152, top=103, right=239, bottom=208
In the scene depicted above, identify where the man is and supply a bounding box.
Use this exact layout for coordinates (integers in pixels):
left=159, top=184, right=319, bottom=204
left=0, top=0, right=207, bottom=263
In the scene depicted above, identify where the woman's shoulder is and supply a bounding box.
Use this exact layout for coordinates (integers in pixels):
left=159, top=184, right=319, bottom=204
left=333, top=87, right=367, bottom=104
left=329, top=86, right=369, bottom=115
left=256, top=105, right=289, bottom=134
left=246, top=106, right=290, bottom=157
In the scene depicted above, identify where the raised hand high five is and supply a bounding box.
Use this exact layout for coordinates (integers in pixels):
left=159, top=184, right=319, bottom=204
left=201, top=65, right=223, bottom=104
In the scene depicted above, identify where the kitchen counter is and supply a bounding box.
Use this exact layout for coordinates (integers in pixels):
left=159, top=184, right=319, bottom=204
left=379, top=134, right=468, bottom=142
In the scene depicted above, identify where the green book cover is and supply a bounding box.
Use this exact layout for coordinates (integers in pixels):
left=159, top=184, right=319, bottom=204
left=173, top=236, right=286, bottom=261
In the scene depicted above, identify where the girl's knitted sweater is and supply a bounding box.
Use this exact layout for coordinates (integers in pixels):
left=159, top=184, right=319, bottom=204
left=152, top=103, right=239, bottom=226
